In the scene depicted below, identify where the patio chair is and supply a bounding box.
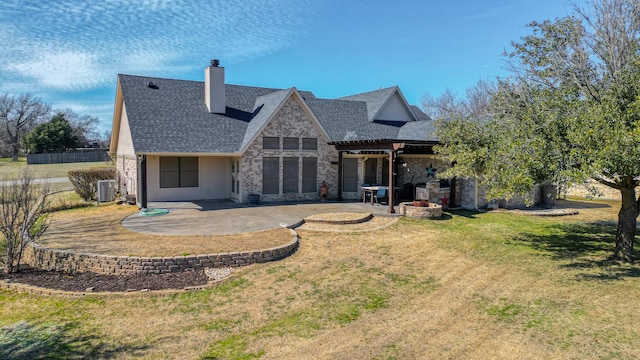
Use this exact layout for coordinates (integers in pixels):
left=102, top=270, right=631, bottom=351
left=375, top=186, right=388, bottom=205
left=361, top=184, right=371, bottom=202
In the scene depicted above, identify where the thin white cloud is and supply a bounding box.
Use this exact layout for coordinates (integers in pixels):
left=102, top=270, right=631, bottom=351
left=9, top=51, right=110, bottom=90
left=0, top=0, right=325, bottom=132
left=0, top=0, right=323, bottom=91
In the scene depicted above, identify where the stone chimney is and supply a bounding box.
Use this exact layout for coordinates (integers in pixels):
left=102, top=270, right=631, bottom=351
left=205, top=59, right=225, bottom=113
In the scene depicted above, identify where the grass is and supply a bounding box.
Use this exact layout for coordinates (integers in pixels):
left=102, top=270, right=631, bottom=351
left=0, top=158, right=111, bottom=180
left=0, top=158, right=112, bottom=207
left=2, top=197, right=640, bottom=359
left=0, top=157, right=25, bottom=163
left=46, top=190, right=90, bottom=211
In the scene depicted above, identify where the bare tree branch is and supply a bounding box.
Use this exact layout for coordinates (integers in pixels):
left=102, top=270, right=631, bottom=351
left=0, top=94, right=50, bottom=161
left=0, top=169, right=51, bottom=273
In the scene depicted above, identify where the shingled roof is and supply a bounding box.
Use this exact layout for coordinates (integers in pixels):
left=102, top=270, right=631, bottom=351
left=114, top=74, right=436, bottom=154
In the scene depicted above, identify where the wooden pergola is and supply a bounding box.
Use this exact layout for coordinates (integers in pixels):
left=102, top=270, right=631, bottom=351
left=329, top=139, right=438, bottom=213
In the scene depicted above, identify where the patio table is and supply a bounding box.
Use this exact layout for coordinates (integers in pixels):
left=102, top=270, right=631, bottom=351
left=361, top=186, right=381, bottom=205
left=361, top=186, right=400, bottom=205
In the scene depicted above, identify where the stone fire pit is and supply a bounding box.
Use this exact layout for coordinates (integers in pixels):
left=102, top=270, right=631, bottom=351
left=399, top=202, right=443, bottom=219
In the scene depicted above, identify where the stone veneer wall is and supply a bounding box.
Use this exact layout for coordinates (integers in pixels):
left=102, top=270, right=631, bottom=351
left=397, top=156, right=447, bottom=187
left=459, top=177, right=488, bottom=210
left=115, top=154, right=138, bottom=197
left=241, top=97, right=338, bottom=202
left=396, top=156, right=460, bottom=205
left=459, top=177, right=541, bottom=209
left=23, top=231, right=299, bottom=275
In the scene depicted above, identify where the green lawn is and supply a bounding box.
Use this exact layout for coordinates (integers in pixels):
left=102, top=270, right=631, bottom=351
left=2, top=199, right=639, bottom=359
left=0, top=158, right=111, bottom=179
left=0, top=158, right=110, bottom=210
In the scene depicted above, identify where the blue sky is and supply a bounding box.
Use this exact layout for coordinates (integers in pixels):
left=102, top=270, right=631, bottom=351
left=0, top=0, right=580, bottom=134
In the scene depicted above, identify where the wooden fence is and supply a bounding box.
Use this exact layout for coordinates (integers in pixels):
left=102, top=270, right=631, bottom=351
left=26, top=149, right=110, bottom=164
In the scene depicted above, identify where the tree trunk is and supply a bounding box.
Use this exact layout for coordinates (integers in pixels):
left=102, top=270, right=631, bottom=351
left=615, top=186, right=637, bottom=261
left=11, top=141, right=19, bottom=161
left=3, top=253, right=11, bottom=274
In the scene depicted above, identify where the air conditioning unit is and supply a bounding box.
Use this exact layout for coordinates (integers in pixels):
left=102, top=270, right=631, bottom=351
left=97, top=180, right=116, bottom=202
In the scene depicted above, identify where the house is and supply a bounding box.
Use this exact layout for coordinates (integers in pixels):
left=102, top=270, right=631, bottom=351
left=110, top=60, right=458, bottom=213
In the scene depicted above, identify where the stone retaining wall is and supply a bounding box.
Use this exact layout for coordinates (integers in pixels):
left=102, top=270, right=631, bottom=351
left=23, top=230, right=299, bottom=275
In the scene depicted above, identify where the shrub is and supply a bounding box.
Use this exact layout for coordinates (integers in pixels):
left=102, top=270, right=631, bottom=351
left=68, top=167, right=115, bottom=201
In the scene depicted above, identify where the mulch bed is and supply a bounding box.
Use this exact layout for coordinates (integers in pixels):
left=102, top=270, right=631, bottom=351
left=0, top=267, right=210, bottom=293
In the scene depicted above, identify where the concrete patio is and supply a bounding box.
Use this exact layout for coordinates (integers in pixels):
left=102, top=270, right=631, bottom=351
left=121, top=200, right=399, bottom=236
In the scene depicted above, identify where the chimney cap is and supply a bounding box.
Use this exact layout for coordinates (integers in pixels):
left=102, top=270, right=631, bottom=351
left=210, top=59, right=220, bottom=67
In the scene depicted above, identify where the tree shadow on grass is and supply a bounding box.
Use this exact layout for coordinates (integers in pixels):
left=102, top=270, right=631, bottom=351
left=513, top=222, right=640, bottom=281
left=447, top=209, right=478, bottom=219
left=0, top=321, right=148, bottom=360
left=427, top=213, right=454, bottom=221
left=554, top=198, right=612, bottom=210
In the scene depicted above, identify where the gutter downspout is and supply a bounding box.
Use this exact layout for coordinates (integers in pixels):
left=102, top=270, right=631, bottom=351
left=139, top=155, right=148, bottom=209
left=337, top=151, right=343, bottom=201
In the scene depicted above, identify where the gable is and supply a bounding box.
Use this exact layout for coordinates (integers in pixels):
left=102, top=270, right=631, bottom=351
left=338, top=87, right=396, bottom=121
left=240, top=89, right=330, bottom=153
left=240, top=89, right=292, bottom=150
left=116, top=102, right=136, bottom=155
left=261, top=96, right=321, bottom=139
left=337, top=86, right=417, bottom=123
left=376, top=92, right=416, bottom=122
left=109, top=78, right=124, bottom=154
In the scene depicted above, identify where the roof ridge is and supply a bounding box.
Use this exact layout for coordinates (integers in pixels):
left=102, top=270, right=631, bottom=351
left=118, top=74, right=292, bottom=93
left=336, top=86, right=397, bottom=100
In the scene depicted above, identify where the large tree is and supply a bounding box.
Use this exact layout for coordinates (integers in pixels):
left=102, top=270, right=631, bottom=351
left=0, top=94, right=51, bottom=161
left=436, top=0, right=640, bottom=261
left=22, top=113, right=79, bottom=154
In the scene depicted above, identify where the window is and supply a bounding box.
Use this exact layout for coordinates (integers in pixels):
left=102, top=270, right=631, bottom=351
left=343, top=158, right=358, bottom=192
left=283, top=157, right=299, bottom=193
left=382, top=158, right=389, bottom=186
left=263, top=157, right=279, bottom=194
left=283, top=137, right=299, bottom=150
left=302, top=157, right=317, bottom=193
left=364, top=159, right=377, bottom=185
left=263, top=137, right=279, bottom=149
left=160, top=157, right=198, bottom=188
left=302, top=138, right=317, bottom=150
left=160, top=157, right=179, bottom=188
